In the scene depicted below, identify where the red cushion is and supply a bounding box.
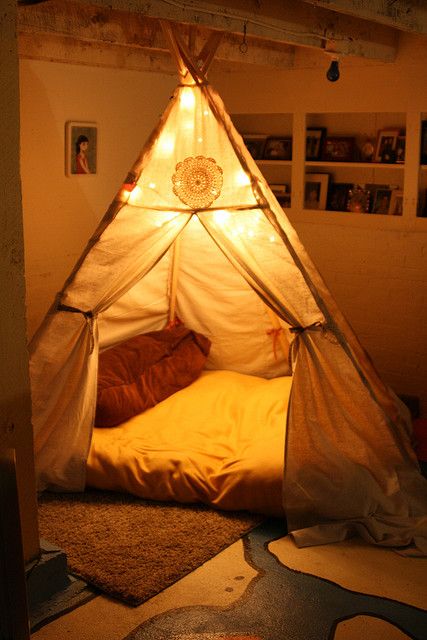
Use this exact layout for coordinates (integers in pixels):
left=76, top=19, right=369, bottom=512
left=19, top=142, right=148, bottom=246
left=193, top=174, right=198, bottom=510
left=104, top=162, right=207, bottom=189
left=95, top=324, right=211, bottom=427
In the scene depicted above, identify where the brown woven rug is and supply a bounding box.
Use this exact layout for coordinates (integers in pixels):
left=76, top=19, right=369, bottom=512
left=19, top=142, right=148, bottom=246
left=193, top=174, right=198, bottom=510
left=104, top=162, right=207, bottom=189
left=38, top=490, right=263, bottom=606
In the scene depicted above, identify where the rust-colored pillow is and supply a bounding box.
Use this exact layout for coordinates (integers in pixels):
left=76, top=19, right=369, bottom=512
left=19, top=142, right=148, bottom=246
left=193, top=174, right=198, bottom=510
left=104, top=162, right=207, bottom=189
left=95, top=324, right=211, bottom=427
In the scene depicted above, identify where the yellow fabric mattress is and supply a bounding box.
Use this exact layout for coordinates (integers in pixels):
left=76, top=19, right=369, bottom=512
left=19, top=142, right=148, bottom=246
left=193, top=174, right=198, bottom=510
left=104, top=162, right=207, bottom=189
left=86, top=369, right=292, bottom=516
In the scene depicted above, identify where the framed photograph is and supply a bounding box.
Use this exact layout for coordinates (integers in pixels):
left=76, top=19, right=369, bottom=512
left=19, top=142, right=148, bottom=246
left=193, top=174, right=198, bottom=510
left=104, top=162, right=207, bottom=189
left=395, top=136, right=406, bottom=163
left=389, top=189, right=404, bottom=215
left=374, top=129, right=400, bottom=163
left=65, top=121, right=97, bottom=176
left=270, top=184, right=290, bottom=208
left=371, top=187, right=393, bottom=214
left=304, top=173, right=330, bottom=210
left=347, top=185, right=370, bottom=213
left=326, top=182, right=352, bottom=211
left=263, top=136, right=292, bottom=161
left=306, top=127, right=326, bottom=161
left=322, top=136, right=356, bottom=162
left=243, top=134, right=267, bottom=160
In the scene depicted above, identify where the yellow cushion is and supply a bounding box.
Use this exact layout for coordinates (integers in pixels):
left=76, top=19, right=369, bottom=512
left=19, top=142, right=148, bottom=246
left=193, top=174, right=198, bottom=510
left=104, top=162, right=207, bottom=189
left=87, top=369, right=292, bottom=516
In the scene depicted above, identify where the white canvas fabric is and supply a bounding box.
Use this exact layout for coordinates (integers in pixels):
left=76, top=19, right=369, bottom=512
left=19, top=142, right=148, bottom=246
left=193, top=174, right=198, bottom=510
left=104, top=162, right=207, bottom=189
left=29, top=29, right=427, bottom=554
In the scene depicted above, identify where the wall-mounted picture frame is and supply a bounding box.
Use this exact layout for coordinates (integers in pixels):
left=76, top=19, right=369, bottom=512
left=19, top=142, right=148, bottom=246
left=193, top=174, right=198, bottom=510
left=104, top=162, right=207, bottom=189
left=322, top=136, right=355, bottom=162
left=389, top=189, right=404, bottom=215
left=306, top=127, right=326, bottom=161
left=374, top=129, right=400, bottom=163
left=304, top=173, right=330, bottom=210
left=65, top=121, right=97, bottom=176
left=371, top=187, right=393, bottom=214
left=263, top=136, right=292, bottom=161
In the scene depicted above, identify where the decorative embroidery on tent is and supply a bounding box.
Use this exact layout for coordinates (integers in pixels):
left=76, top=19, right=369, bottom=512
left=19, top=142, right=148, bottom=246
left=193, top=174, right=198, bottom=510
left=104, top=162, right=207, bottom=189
left=172, top=156, right=223, bottom=208
left=266, top=327, right=283, bottom=361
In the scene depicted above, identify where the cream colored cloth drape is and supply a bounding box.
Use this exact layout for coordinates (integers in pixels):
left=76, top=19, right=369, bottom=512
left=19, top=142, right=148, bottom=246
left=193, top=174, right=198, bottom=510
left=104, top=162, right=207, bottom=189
left=30, top=70, right=427, bottom=555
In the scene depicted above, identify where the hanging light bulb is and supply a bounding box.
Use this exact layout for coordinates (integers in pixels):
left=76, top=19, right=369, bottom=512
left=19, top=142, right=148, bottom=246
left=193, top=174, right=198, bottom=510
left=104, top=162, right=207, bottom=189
left=326, top=56, right=340, bottom=82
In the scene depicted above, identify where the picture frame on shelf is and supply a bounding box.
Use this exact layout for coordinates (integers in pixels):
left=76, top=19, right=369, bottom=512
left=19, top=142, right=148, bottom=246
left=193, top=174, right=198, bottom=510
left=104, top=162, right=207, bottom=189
left=326, top=183, right=352, bottom=211
left=371, top=187, right=393, bottom=214
left=306, top=127, right=326, bottom=161
left=65, top=121, right=97, bottom=176
left=395, top=136, right=406, bottom=163
left=243, top=134, right=267, bottom=160
left=374, top=129, right=400, bottom=163
left=389, top=189, right=404, bottom=215
left=304, top=173, right=330, bottom=210
left=263, top=136, right=292, bottom=161
left=347, top=185, right=370, bottom=213
left=322, top=136, right=356, bottom=162
left=420, top=121, right=427, bottom=164
left=270, top=184, right=291, bottom=208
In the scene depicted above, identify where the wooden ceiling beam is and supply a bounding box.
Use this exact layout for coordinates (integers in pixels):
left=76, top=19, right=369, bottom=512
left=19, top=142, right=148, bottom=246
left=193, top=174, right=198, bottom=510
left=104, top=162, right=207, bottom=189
left=18, top=0, right=399, bottom=62
left=17, top=1, right=295, bottom=70
left=84, top=0, right=399, bottom=60
left=300, top=1, right=427, bottom=36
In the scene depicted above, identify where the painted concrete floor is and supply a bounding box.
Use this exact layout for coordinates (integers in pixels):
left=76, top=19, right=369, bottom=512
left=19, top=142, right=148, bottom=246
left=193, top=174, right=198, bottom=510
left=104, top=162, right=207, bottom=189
left=31, top=520, right=427, bottom=640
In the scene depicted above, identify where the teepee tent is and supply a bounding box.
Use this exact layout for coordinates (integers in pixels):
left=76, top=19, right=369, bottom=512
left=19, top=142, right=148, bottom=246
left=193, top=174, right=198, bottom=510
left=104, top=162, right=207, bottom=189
left=30, top=22, right=427, bottom=554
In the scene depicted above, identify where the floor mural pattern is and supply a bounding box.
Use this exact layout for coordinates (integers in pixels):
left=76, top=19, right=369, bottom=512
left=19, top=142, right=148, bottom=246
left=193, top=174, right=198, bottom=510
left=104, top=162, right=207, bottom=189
left=126, top=520, right=427, bottom=640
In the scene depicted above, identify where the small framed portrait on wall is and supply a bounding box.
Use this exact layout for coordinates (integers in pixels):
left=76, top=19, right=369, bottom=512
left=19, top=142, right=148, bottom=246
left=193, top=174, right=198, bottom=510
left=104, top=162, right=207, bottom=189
left=65, top=121, right=97, bottom=176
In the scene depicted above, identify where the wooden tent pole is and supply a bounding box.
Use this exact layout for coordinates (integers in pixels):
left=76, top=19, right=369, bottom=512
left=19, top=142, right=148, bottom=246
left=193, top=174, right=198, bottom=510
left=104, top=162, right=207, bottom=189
left=160, top=20, right=188, bottom=79
left=160, top=19, right=223, bottom=84
left=168, top=234, right=181, bottom=324
left=198, top=31, right=223, bottom=76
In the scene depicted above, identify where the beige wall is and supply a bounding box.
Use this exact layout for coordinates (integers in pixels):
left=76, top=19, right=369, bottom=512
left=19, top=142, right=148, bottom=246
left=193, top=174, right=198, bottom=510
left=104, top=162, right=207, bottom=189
left=20, top=32, right=427, bottom=415
left=1, top=2, right=39, bottom=562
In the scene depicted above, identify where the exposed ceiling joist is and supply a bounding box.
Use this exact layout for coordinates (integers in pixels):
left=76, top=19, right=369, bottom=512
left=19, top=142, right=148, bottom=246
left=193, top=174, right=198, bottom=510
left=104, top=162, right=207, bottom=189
left=300, top=1, right=427, bottom=36
left=83, top=0, right=399, bottom=61
left=17, top=1, right=295, bottom=70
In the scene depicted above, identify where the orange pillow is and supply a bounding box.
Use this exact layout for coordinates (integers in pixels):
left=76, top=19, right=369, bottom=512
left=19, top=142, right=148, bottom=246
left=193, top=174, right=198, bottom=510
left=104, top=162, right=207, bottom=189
left=95, top=324, right=211, bottom=427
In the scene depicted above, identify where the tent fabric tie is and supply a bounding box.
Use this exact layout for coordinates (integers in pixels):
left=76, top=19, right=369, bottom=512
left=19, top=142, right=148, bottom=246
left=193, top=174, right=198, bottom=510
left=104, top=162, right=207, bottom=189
left=289, top=322, right=324, bottom=371
left=57, top=303, right=96, bottom=354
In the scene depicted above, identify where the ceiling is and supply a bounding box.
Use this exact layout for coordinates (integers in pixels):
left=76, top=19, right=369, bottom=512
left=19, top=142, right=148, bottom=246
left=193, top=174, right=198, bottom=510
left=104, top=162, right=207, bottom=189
left=16, top=0, right=427, bottom=72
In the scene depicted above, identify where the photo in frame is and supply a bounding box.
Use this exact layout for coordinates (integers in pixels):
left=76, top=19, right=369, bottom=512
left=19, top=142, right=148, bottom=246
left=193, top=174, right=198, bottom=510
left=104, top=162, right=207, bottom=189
left=270, top=183, right=291, bottom=208
left=389, top=189, right=404, bottom=215
left=263, top=136, right=292, bottom=160
left=371, top=187, right=393, bottom=214
left=322, top=136, right=356, bottom=162
left=65, top=121, right=97, bottom=176
left=304, top=173, right=330, bottom=210
left=347, top=185, right=370, bottom=213
left=326, top=183, right=352, bottom=211
left=374, top=129, right=400, bottom=163
left=306, top=127, right=326, bottom=161
left=395, top=136, right=406, bottom=163
left=243, top=134, right=267, bottom=160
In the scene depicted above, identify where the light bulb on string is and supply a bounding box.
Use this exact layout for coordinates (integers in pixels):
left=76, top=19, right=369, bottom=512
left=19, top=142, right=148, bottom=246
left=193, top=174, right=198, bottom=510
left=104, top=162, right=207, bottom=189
left=326, top=55, right=340, bottom=82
